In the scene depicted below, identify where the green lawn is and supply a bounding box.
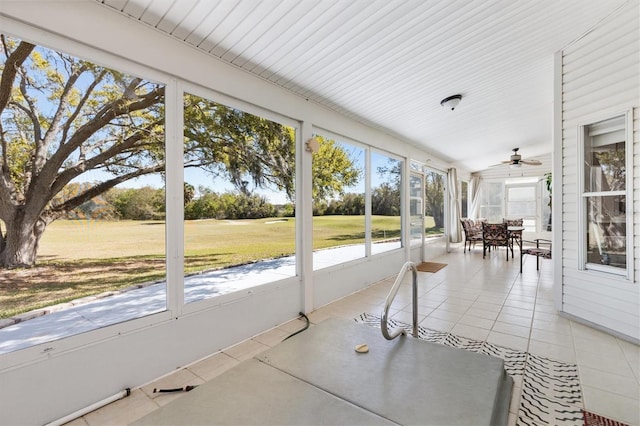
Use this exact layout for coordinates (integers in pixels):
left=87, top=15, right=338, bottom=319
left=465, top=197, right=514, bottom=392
left=0, top=215, right=424, bottom=318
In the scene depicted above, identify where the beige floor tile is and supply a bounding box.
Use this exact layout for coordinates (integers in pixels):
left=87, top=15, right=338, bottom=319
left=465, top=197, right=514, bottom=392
left=422, top=292, right=450, bottom=303
left=222, top=338, right=270, bottom=362
left=188, top=352, right=240, bottom=382
left=391, top=309, right=425, bottom=325
left=417, top=297, right=445, bottom=309
left=307, top=306, right=342, bottom=324
left=465, top=307, right=500, bottom=320
left=471, top=301, right=503, bottom=313
left=499, top=306, right=534, bottom=320
left=527, top=339, right=576, bottom=363
left=503, top=299, right=535, bottom=310
left=251, top=327, right=291, bottom=347
left=450, top=323, right=490, bottom=341
left=449, top=291, right=481, bottom=302
left=419, top=316, right=455, bottom=333
left=582, top=385, right=640, bottom=425
left=428, top=308, right=464, bottom=322
left=505, top=294, right=536, bottom=304
left=532, top=310, right=565, bottom=322
left=571, top=321, right=619, bottom=344
left=618, top=338, right=640, bottom=382
left=492, top=321, right=530, bottom=339
left=436, top=301, right=471, bottom=313
left=84, top=389, right=157, bottom=426
left=573, top=335, right=626, bottom=360
left=496, top=312, right=532, bottom=328
left=476, top=295, right=506, bottom=305
left=533, top=303, right=557, bottom=314
left=531, top=317, right=572, bottom=335
left=579, top=365, right=640, bottom=399
left=530, top=328, right=573, bottom=348
left=575, top=348, right=635, bottom=377
left=457, top=313, right=495, bottom=330
left=486, top=331, right=529, bottom=351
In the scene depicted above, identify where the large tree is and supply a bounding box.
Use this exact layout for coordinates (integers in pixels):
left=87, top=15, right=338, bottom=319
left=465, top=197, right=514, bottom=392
left=0, top=35, right=358, bottom=268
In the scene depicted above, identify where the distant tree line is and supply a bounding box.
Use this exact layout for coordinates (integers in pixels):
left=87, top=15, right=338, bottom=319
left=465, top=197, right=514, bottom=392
left=313, top=183, right=401, bottom=216
left=58, top=181, right=402, bottom=221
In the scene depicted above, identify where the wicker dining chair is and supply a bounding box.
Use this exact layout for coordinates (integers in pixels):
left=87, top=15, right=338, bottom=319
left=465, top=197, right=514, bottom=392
left=482, top=222, right=512, bottom=261
left=461, top=219, right=483, bottom=252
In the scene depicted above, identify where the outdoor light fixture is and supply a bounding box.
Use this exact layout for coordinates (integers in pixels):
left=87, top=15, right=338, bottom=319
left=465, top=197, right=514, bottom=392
left=440, top=94, right=462, bottom=110
left=305, top=137, right=320, bottom=153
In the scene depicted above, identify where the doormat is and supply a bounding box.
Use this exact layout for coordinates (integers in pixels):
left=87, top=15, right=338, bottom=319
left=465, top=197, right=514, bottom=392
left=416, top=262, right=447, bottom=273
left=583, top=410, right=629, bottom=426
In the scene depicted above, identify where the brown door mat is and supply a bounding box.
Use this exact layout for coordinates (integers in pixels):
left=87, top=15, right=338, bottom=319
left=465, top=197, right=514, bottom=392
left=416, top=262, right=447, bottom=273
left=583, top=410, right=630, bottom=426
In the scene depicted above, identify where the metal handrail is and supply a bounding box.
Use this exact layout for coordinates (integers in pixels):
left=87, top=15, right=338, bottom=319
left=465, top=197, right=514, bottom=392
left=381, top=261, right=418, bottom=340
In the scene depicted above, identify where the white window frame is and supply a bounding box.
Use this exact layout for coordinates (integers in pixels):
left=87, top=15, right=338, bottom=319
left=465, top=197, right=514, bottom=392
left=504, top=182, right=538, bottom=231
left=479, top=180, right=504, bottom=222
left=423, top=166, right=447, bottom=238
left=460, top=180, right=469, bottom=219
left=577, top=110, right=633, bottom=280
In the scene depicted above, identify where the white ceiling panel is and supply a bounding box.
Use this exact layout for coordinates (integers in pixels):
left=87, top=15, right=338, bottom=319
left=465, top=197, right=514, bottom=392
left=138, top=0, right=176, bottom=27
left=98, top=0, right=630, bottom=172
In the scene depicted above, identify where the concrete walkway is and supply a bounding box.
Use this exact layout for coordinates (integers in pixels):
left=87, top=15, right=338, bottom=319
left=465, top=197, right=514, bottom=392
left=0, top=242, right=400, bottom=354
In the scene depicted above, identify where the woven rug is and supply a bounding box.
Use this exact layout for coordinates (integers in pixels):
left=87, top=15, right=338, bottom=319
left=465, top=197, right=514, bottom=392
left=353, top=313, right=625, bottom=426
left=416, top=262, right=447, bottom=273
left=583, top=410, right=630, bottom=426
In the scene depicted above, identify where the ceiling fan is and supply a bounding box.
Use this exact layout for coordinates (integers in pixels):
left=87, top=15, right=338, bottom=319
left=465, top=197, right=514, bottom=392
left=495, top=148, right=542, bottom=168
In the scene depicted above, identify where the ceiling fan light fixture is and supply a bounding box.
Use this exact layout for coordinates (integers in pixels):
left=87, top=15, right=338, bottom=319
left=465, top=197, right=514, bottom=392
left=440, top=94, right=462, bottom=110
left=509, top=162, right=521, bottom=169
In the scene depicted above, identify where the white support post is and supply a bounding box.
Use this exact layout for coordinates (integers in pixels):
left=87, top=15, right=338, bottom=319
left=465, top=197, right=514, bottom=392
left=299, top=122, right=314, bottom=314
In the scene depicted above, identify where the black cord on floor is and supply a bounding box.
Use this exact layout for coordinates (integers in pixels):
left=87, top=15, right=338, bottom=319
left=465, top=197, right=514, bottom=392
left=153, top=385, right=198, bottom=393
left=283, top=312, right=310, bottom=341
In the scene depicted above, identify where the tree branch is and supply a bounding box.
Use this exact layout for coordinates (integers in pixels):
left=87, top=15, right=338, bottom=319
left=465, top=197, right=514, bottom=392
left=32, top=85, right=164, bottom=200
left=60, top=69, right=106, bottom=143
left=0, top=38, right=35, bottom=114
left=48, top=163, right=165, bottom=217
left=42, top=62, right=86, bottom=157
left=49, top=122, right=160, bottom=196
left=45, top=85, right=164, bottom=175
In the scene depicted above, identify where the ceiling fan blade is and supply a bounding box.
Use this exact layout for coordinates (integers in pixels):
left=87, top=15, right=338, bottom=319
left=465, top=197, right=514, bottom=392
left=520, top=159, right=542, bottom=165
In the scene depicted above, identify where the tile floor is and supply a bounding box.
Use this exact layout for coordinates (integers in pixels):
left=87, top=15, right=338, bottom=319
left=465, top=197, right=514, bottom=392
left=68, top=247, right=639, bottom=426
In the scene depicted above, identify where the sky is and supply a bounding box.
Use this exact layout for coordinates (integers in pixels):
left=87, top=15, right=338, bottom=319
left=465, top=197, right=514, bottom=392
left=114, top=139, right=399, bottom=205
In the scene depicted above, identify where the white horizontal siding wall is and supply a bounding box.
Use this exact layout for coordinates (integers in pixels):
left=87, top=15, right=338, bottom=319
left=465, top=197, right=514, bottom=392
left=559, top=0, right=639, bottom=341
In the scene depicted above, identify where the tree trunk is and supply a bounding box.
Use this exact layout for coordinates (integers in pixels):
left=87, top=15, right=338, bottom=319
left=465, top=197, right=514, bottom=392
left=0, top=210, right=46, bottom=268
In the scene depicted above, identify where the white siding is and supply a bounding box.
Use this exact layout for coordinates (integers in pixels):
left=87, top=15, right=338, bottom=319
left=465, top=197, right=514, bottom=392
left=559, top=0, right=640, bottom=340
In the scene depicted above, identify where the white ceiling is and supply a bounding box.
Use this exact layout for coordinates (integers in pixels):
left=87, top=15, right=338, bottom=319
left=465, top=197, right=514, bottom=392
left=98, top=0, right=628, bottom=172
